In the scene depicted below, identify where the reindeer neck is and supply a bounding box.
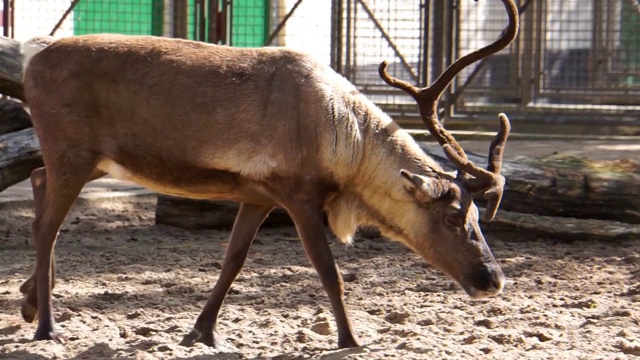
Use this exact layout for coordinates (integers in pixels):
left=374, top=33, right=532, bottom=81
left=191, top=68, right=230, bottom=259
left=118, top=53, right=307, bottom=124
left=346, top=98, right=444, bottom=232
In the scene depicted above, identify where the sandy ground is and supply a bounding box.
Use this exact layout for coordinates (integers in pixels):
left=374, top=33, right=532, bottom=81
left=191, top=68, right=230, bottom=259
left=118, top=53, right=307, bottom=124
left=1, top=139, right=639, bottom=359
left=0, top=193, right=639, bottom=360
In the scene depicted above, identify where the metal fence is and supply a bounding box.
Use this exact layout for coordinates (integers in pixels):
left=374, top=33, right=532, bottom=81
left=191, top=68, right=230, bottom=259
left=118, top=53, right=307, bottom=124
left=3, top=0, right=640, bottom=127
left=454, top=0, right=640, bottom=126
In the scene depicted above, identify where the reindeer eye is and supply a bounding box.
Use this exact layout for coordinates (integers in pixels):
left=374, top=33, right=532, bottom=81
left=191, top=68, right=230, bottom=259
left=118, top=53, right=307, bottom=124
left=446, top=213, right=465, bottom=228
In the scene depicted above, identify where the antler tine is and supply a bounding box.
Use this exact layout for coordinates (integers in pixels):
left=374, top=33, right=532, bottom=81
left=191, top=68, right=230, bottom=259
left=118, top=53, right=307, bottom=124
left=378, top=0, right=519, bottom=165
left=378, top=61, right=421, bottom=98
left=481, top=113, right=511, bottom=221
left=378, top=0, right=517, bottom=222
left=442, top=113, right=512, bottom=222
left=487, top=113, right=511, bottom=174
left=442, top=144, right=493, bottom=180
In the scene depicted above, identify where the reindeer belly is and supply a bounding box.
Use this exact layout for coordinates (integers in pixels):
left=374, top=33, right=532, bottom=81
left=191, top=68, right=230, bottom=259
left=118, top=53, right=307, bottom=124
left=95, top=158, right=266, bottom=201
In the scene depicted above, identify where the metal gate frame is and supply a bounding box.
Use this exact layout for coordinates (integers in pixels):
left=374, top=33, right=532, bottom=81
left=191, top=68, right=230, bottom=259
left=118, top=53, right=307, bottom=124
left=450, top=0, right=640, bottom=126
left=6, top=0, right=639, bottom=127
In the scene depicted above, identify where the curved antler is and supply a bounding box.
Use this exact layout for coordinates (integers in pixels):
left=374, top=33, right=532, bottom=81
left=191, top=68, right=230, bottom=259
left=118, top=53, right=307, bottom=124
left=442, top=113, right=511, bottom=221
left=379, top=0, right=519, bottom=221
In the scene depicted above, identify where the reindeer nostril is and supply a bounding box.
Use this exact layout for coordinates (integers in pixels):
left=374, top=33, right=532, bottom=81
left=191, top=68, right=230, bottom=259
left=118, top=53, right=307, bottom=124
left=490, top=267, right=506, bottom=292
left=467, top=264, right=504, bottom=293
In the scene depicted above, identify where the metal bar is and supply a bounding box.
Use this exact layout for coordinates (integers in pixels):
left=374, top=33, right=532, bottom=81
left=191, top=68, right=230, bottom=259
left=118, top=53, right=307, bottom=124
left=330, top=0, right=343, bottom=72
left=355, top=0, right=419, bottom=83
left=173, top=0, right=189, bottom=38
left=199, top=0, right=207, bottom=41
left=520, top=0, right=536, bottom=107
left=432, top=0, right=446, bottom=86
left=345, top=0, right=352, bottom=80
left=508, top=0, right=522, bottom=94
left=441, top=0, right=455, bottom=120
left=264, top=0, right=304, bottom=46
left=419, top=0, right=430, bottom=87
left=208, top=0, right=219, bottom=43
left=218, top=0, right=233, bottom=46
left=9, top=0, right=13, bottom=38
left=2, top=0, right=9, bottom=37
left=49, top=0, right=82, bottom=36
left=592, top=0, right=603, bottom=90
left=449, top=0, right=534, bottom=105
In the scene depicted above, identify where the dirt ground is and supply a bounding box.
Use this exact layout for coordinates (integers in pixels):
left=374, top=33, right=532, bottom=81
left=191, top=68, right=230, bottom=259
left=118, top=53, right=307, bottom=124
left=0, top=193, right=639, bottom=360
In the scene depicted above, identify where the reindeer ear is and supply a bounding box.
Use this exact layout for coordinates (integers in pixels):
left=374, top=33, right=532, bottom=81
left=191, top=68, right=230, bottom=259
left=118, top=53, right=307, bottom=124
left=399, top=169, right=441, bottom=203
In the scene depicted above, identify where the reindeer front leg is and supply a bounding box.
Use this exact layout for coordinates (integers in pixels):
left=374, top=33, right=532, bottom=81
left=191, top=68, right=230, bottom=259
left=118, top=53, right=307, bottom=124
left=287, top=203, right=361, bottom=349
left=181, top=203, right=273, bottom=349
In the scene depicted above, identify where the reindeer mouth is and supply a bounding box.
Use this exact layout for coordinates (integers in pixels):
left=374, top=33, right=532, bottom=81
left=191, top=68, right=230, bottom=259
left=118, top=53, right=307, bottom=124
left=460, top=263, right=505, bottom=299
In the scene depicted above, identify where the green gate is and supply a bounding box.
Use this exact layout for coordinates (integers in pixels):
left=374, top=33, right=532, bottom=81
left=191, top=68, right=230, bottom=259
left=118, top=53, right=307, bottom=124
left=72, top=0, right=268, bottom=46
left=74, top=0, right=165, bottom=36
left=231, top=0, right=268, bottom=47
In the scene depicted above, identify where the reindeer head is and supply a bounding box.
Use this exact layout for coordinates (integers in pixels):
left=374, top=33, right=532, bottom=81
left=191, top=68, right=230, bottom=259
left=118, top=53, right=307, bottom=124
left=379, top=0, right=518, bottom=298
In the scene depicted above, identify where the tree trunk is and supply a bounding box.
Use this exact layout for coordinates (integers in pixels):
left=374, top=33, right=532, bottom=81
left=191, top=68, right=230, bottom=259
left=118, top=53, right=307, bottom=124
left=0, top=128, right=42, bottom=192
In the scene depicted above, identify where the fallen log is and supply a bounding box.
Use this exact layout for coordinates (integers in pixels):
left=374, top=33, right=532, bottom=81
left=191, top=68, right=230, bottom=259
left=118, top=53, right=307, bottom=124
left=481, top=208, right=640, bottom=242
left=0, top=127, right=42, bottom=192
left=156, top=144, right=640, bottom=230
left=0, top=98, right=31, bottom=135
left=421, top=143, right=640, bottom=224
left=0, top=36, right=25, bottom=101
left=155, top=196, right=293, bottom=230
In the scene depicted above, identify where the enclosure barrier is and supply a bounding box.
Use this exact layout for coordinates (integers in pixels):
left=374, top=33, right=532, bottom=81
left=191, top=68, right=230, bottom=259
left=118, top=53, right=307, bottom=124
left=4, top=0, right=639, bottom=128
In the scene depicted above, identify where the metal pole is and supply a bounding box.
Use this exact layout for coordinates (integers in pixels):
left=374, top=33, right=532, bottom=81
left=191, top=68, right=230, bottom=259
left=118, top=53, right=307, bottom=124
left=173, top=0, right=188, bottom=38
left=49, top=0, right=82, bottom=36
left=330, top=0, right=343, bottom=72
left=2, top=0, right=10, bottom=37
left=264, top=0, right=304, bottom=46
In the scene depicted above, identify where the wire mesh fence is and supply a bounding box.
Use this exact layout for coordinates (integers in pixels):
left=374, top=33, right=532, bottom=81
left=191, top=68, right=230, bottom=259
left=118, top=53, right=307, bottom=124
left=338, top=0, right=426, bottom=111
left=264, top=0, right=332, bottom=64
left=457, top=0, right=640, bottom=116
left=456, top=0, right=520, bottom=105
left=3, top=0, right=640, bottom=123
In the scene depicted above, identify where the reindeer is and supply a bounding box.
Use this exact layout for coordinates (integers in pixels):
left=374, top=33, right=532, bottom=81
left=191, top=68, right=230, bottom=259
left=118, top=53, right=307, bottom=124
left=18, top=0, right=518, bottom=349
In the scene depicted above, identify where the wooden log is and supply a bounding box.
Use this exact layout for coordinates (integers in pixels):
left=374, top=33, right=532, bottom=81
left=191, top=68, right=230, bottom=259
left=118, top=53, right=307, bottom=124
left=0, top=36, right=25, bottom=101
left=155, top=196, right=294, bottom=230
left=156, top=145, right=640, bottom=230
left=0, top=127, right=42, bottom=192
left=481, top=208, right=640, bottom=242
left=0, top=98, right=31, bottom=135
left=421, top=143, right=640, bottom=224
left=356, top=208, right=640, bottom=242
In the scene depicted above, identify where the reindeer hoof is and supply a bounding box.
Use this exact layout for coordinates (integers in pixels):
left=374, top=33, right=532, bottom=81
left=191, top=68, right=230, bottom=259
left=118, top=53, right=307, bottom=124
left=179, top=329, right=204, bottom=347
left=180, top=329, right=233, bottom=350
left=33, top=327, right=65, bottom=344
left=338, top=335, right=362, bottom=349
left=21, top=300, right=38, bottom=323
